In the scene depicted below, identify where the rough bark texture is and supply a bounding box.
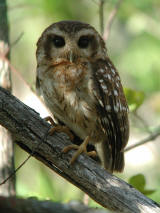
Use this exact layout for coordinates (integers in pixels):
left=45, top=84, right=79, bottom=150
left=0, top=86, right=160, bottom=213
left=0, top=0, right=15, bottom=196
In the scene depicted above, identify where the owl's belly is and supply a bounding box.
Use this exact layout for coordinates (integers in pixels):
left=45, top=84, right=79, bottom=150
left=42, top=79, right=103, bottom=142
left=45, top=92, right=96, bottom=139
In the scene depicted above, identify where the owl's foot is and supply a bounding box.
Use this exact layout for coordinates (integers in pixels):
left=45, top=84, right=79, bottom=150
left=45, top=116, right=74, bottom=141
left=62, top=136, right=97, bottom=164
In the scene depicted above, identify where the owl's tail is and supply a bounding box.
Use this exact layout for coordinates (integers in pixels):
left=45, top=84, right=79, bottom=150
left=95, top=141, right=125, bottom=173
left=112, top=151, right=125, bottom=172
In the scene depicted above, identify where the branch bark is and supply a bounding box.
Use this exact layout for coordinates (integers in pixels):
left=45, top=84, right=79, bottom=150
left=0, top=196, right=108, bottom=213
left=0, top=86, right=160, bottom=213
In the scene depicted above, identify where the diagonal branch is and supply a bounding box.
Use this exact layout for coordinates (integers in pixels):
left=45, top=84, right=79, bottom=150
left=125, top=126, right=160, bottom=152
left=0, top=86, right=160, bottom=213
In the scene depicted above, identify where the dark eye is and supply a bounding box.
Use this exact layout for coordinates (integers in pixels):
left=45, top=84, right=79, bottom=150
left=78, top=36, right=90, bottom=48
left=53, top=35, right=65, bottom=48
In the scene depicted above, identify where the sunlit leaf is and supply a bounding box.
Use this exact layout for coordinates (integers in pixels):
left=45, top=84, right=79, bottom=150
left=129, top=174, right=146, bottom=191
left=128, top=174, right=155, bottom=196
left=124, top=88, right=145, bottom=111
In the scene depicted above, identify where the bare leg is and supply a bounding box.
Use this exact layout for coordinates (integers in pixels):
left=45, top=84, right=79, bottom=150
left=44, top=116, right=74, bottom=141
left=63, top=136, right=97, bottom=164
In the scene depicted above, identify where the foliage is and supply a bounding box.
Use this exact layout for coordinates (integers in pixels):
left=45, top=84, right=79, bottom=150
left=128, top=174, right=155, bottom=196
left=124, top=88, right=145, bottom=112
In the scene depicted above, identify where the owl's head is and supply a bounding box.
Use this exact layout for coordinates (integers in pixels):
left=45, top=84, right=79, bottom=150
left=36, top=20, right=107, bottom=65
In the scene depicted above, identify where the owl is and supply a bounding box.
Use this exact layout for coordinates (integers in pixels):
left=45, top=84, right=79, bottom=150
left=36, top=20, right=129, bottom=173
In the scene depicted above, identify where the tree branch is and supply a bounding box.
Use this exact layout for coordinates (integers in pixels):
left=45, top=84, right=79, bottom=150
left=0, top=86, right=160, bottom=213
left=125, top=126, right=160, bottom=152
left=0, top=196, right=108, bottom=213
left=99, top=0, right=104, bottom=35
left=132, top=111, right=152, bottom=135
left=103, top=0, right=123, bottom=41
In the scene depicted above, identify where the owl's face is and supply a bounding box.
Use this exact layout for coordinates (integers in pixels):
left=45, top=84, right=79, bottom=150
left=36, top=21, right=107, bottom=66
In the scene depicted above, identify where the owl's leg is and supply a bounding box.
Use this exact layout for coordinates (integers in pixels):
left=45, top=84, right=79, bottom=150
left=45, top=116, right=74, bottom=141
left=63, top=136, right=97, bottom=164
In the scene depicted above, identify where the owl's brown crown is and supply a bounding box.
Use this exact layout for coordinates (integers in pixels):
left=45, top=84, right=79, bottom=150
left=45, top=20, right=93, bottom=34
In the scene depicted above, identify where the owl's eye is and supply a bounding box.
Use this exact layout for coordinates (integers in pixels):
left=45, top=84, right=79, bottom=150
left=78, top=36, right=90, bottom=48
left=53, top=36, right=65, bottom=48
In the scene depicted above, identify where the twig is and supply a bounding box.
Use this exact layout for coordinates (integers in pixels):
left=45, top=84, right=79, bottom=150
left=132, top=111, right=152, bottom=134
left=0, top=87, right=160, bottom=212
left=103, top=0, right=123, bottom=41
left=99, top=0, right=105, bottom=35
left=125, top=125, right=160, bottom=152
left=0, top=155, right=32, bottom=186
left=0, top=47, right=47, bottom=108
left=0, top=126, right=50, bottom=186
left=11, top=32, right=24, bottom=47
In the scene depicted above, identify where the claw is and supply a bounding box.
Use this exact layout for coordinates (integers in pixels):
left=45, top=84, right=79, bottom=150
left=62, top=136, right=97, bottom=164
left=44, top=116, right=74, bottom=141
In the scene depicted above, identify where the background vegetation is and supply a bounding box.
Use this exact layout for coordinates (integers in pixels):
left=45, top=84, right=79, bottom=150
left=7, top=0, right=160, bottom=208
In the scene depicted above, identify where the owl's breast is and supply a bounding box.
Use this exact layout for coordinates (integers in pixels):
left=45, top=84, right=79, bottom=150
left=49, top=62, right=88, bottom=89
left=40, top=64, right=100, bottom=140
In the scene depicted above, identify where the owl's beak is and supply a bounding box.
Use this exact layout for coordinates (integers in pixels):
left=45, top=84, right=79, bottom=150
left=66, top=50, right=77, bottom=63
left=69, top=51, right=73, bottom=63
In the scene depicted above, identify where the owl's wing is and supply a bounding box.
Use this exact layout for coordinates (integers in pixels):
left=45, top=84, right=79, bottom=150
left=91, top=58, right=129, bottom=172
left=36, top=76, right=41, bottom=96
left=36, top=69, right=44, bottom=97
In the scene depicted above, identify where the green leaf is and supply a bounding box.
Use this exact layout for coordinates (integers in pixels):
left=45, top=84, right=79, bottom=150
left=128, top=174, right=155, bottom=196
left=124, top=88, right=145, bottom=111
left=128, top=174, right=146, bottom=191
left=142, top=189, right=156, bottom=196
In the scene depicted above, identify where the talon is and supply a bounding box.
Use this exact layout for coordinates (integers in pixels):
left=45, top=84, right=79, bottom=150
left=87, top=151, right=97, bottom=157
left=44, top=116, right=56, bottom=126
left=62, top=136, right=93, bottom=164
left=44, top=116, right=74, bottom=141
left=62, top=144, right=79, bottom=153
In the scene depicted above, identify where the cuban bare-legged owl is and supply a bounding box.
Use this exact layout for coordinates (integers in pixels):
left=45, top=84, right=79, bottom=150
left=36, top=21, right=129, bottom=172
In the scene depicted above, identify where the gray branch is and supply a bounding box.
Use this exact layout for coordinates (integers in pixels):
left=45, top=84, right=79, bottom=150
left=0, top=86, right=160, bottom=213
left=125, top=125, right=160, bottom=152
left=0, top=196, right=108, bottom=213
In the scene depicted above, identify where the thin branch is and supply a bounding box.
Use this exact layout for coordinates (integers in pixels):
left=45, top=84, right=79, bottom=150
left=0, top=127, right=51, bottom=186
left=0, top=47, right=41, bottom=98
left=103, top=0, right=123, bottom=41
left=99, top=0, right=105, bottom=35
left=0, top=87, right=160, bottom=212
left=132, top=111, right=152, bottom=134
left=11, top=32, right=24, bottom=47
left=125, top=126, right=160, bottom=152
left=0, top=155, right=32, bottom=186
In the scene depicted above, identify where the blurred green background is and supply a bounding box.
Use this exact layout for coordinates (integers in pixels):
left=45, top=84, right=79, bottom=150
left=7, top=0, right=160, bottom=208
